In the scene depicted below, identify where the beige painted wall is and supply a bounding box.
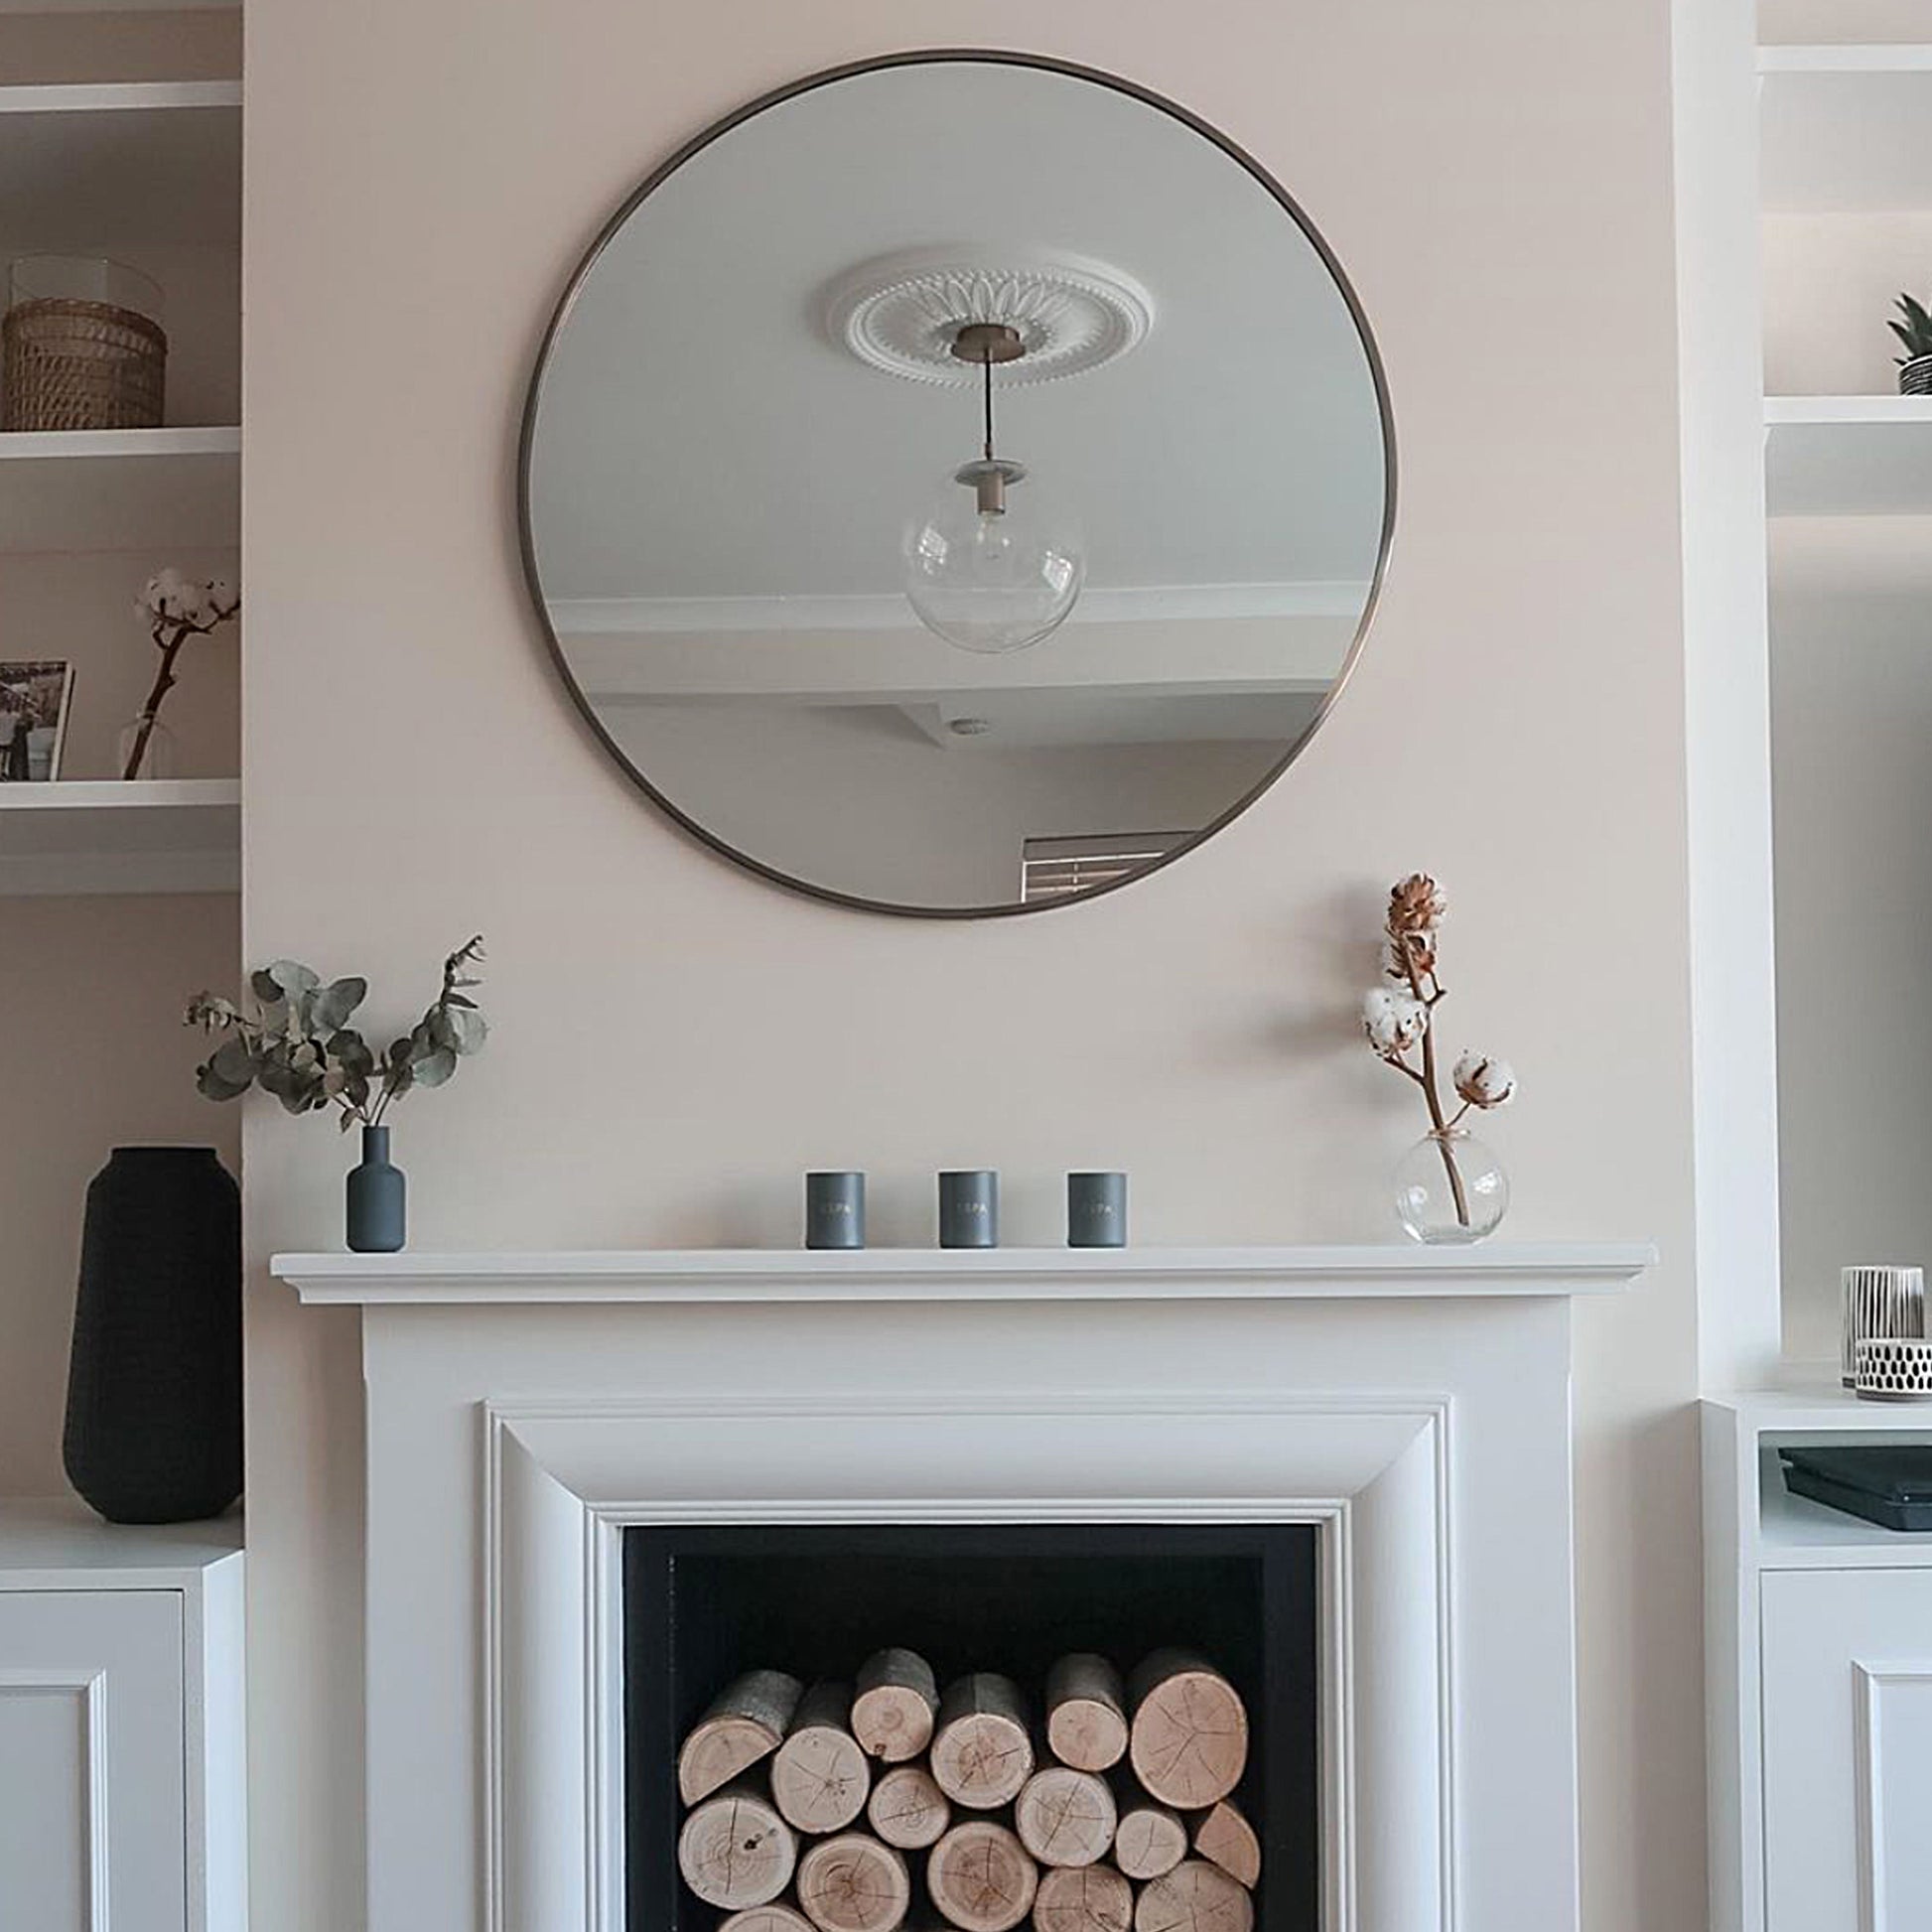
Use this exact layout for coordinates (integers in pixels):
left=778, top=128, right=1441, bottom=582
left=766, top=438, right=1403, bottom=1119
left=0, top=895, right=239, bottom=1494
left=241, top=4, right=1703, bottom=1928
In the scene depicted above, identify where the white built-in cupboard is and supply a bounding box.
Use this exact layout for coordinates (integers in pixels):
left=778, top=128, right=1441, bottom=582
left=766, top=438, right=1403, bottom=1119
left=0, top=1500, right=243, bottom=1932
left=0, top=8, right=246, bottom=1926
left=1690, top=8, right=1932, bottom=1930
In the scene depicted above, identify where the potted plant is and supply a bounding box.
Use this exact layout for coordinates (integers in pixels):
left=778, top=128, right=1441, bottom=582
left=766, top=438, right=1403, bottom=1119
left=1889, top=293, right=1932, bottom=395
left=186, top=936, right=486, bottom=1251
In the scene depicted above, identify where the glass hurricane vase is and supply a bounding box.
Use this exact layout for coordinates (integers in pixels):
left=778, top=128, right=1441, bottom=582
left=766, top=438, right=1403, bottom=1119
left=1393, top=1127, right=1509, bottom=1245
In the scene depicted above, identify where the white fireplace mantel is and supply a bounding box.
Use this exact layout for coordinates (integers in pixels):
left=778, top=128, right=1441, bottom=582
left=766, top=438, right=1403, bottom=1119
left=271, top=1240, right=1655, bottom=1304
left=281, top=1241, right=1652, bottom=1932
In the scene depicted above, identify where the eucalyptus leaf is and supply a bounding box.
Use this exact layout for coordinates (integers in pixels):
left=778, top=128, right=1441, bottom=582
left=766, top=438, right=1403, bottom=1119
left=196, top=1061, right=251, bottom=1102
left=410, top=1045, right=458, bottom=1088
left=313, top=977, right=367, bottom=1033
left=446, top=1007, right=487, bottom=1054
left=208, top=1036, right=256, bottom=1085
left=265, top=959, right=320, bottom=999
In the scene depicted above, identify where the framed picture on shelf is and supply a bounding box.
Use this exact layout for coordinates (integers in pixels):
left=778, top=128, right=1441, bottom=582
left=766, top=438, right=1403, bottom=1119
left=0, top=660, right=74, bottom=781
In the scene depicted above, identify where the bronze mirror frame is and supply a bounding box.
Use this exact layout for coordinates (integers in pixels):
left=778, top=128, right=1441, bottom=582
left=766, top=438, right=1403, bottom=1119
left=516, top=48, right=1397, bottom=918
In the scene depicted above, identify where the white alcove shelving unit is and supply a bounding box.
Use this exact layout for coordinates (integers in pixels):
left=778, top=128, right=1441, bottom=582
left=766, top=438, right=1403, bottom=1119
left=0, top=15, right=245, bottom=1931
left=1688, top=13, right=1932, bottom=1932
left=0, top=64, right=241, bottom=890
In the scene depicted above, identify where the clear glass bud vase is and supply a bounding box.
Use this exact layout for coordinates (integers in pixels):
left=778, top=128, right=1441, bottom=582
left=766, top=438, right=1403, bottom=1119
left=1393, top=1127, right=1509, bottom=1244
left=116, top=713, right=176, bottom=779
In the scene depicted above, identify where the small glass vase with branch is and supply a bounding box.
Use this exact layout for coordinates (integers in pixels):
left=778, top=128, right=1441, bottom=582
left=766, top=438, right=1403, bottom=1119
left=1361, top=874, right=1516, bottom=1243
left=120, top=569, right=239, bottom=780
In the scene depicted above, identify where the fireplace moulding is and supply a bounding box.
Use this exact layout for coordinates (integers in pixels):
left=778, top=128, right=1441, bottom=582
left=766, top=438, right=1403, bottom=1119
left=270, top=1241, right=1653, bottom=1932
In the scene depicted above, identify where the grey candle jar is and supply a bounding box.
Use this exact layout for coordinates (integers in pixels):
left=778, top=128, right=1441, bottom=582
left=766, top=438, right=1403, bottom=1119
left=1067, top=1172, right=1127, bottom=1247
left=938, top=1171, right=999, bottom=1248
left=805, top=1172, right=866, bottom=1250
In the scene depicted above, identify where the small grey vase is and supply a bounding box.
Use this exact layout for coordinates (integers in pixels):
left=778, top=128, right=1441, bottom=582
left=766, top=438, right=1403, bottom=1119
left=346, top=1125, right=406, bottom=1253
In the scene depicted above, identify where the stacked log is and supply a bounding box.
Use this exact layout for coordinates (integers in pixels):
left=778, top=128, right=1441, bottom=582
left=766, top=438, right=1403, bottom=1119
left=674, top=1652, right=1258, bottom=1932
left=772, top=1682, right=871, bottom=1835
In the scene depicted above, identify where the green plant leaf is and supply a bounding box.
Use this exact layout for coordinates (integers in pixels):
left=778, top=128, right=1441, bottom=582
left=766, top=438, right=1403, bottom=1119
left=410, top=1045, right=458, bottom=1088
left=250, top=969, right=284, bottom=1004
left=208, top=1037, right=256, bottom=1086
left=446, top=1007, right=487, bottom=1055
left=312, top=977, right=366, bottom=1033
left=196, top=1059, right=251, bottom=1102
left=264, top=959, right=320, bottom=999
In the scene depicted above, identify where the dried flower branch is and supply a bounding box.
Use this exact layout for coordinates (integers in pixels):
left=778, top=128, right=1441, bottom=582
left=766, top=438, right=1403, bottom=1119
left=186, top=936, right=486, bottom=1129
left=122, top=569, right=239, bottom=779
left=1360, top=875, right=1515, bottom=1230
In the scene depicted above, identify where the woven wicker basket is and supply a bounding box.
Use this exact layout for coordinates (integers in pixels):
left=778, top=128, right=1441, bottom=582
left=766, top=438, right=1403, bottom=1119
left=2, top=296, right=166, bottom=431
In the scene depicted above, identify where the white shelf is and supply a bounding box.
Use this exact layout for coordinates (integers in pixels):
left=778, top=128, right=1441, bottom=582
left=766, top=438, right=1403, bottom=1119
left=272, top=1241, right=1657, bottom=1307
left=1759, top=1456, right=1932, bottom=1570
left=1761, top=47, right=1932, bottom=212
left=0, top=776, right=237, bottom=894
left=0, top=80, right=238, bottom=245
left=0, top=424, right=238, bottom=551
left=0, top=1496, right=238, bottom=1587
left=1764, top=396, right=1932, bottom=514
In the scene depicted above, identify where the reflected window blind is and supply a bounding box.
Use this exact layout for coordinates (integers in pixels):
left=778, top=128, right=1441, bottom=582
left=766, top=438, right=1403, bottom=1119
left=1021, top=832, right=1189, bottom=903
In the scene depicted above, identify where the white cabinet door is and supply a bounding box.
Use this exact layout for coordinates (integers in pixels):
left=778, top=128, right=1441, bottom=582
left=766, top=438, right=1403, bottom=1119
left=0, top=1590, right=186, bottom=1932
left=1763, top=1569, right=1932, bottom=1932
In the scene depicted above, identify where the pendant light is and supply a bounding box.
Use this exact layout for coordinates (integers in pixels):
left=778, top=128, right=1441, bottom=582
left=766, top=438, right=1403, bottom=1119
left=901, top=323, right=1084, bottom=654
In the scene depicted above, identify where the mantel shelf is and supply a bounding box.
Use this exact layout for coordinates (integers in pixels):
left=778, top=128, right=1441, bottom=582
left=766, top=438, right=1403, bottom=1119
left=272, top=1241, right=1656, bottom=1307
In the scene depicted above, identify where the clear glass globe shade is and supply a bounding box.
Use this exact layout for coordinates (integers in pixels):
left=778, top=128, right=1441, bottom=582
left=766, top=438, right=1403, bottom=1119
left=901, top=476, right=1083, bottom=654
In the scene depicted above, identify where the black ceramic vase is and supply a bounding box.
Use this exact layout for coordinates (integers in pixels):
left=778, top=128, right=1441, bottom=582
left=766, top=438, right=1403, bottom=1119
left=346, top=1125, right=405, bottom=1253
left=64, top=1146, right=241, bottom=1524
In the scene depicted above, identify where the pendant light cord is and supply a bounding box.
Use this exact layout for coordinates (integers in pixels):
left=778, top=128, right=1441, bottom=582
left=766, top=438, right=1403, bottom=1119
left=982, top=345, right=995, bottom=464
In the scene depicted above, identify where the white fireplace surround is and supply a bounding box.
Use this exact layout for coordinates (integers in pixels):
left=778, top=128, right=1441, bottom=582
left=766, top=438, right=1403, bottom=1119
left=272, top=1242, right=1651, bottom=1932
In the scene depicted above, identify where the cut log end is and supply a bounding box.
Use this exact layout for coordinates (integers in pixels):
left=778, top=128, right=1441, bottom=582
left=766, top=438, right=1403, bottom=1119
left=773, top=1683, right=872, bottom=1834
left=797, top=1834, right=910, bottom=1932
left=932, top=1675, right=1035, bottom=1811
left=1111, top=1801, right=1187, bottom=1882
left=1014, top=1767, right=1117, bottom=1869
left=1032, top=1864, right=1135, bottom=1932
left=1190, top=1801, right=1259, bottom=1889
left=1127, top=1662, right=1248, bottom=1810
left=927, top=1821, right=1039, bottom=1932
left=1044, top=1656, right=1128, bottom=1774
left=679, top=1669, right=804, bottom=1805
left=1133, top=1860, right=1254, bottom=1932
left=723, top=1909, right=816, bottom=1932
left=868, top=1764, right=951, bottom=1850
left=853, top=1649, right=940, bottom=1763
left=678, top=1787, right=798, bottom=1911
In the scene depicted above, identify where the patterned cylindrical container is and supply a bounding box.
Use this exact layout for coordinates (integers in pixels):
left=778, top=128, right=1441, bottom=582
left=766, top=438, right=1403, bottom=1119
left=1841, top=1265, right=1926, bottom=1387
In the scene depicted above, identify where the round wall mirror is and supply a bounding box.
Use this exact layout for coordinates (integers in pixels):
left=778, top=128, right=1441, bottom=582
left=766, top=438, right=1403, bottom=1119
left=520, top=52, right=1393, bottom=915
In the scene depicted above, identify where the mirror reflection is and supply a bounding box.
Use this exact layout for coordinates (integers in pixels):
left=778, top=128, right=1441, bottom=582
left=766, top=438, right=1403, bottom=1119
left=522, top=56, right=1391, bottom=913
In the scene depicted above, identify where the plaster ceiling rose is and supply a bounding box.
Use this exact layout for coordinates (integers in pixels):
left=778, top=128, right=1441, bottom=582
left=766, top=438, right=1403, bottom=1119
left=822, top=246, right=1156, bottom=387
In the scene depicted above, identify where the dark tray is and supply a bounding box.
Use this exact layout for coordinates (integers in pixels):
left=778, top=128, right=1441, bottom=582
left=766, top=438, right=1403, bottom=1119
left=1780, top=1446, right=1932, bottom=1532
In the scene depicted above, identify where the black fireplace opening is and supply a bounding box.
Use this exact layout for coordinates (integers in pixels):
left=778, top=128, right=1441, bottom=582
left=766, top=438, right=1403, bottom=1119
left=624, top=1520, right=1319, bottom=1932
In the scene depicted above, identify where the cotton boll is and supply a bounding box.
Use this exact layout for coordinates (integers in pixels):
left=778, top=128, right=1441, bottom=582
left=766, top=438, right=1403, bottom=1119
left=1364, top=986, right=1429, bottom=1055
left=1453, top=1052, right=1516, bottom=1108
